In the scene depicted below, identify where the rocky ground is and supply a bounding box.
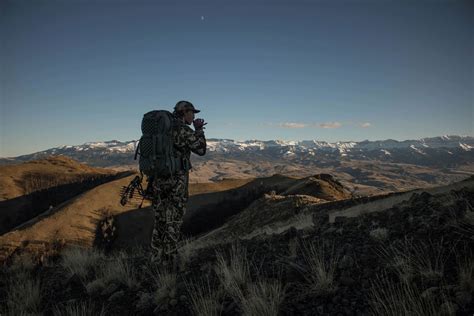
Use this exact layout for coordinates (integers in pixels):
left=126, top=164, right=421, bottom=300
left=0, top=181, right=473, bottom=315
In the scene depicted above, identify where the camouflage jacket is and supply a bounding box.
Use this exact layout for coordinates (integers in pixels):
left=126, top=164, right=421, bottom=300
left=173, top=118, right=206, bottom=173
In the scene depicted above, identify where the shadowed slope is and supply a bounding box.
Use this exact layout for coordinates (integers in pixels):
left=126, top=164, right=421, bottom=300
left=0, top=174, right=142, bottom=262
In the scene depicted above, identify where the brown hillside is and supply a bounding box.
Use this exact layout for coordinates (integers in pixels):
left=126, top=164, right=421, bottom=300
left=190, top=175, right=474, bottom=250
left=0, top=155, right=116, bottom=201
left=0, top=172, right=349, bottom=261
left=0, top=173, right=264, bottom=262
left=282, top=173, right=352, bottom=200
left=0, top=174, right=143, bottom=262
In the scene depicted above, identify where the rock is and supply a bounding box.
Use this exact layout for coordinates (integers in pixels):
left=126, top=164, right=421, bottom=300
left=108, top=290, right=125, bottom=302
left=342, top=243, right=355, bottom=254
left=324, top=227, right=337, bottom=234
left=317, top=305, right=324, bottom=314
left=340, top=276, right=355, bottom=286
left=334, top=216, right=347, bottom=225
left=169, top=288, right=176, bottom=299
left=421, top=287, right=439, bottom=299
left=136, top=292, right=154, bottom=311
left=361, top=279, right=370, bottom=289
left=455, top=291, right=472, bottom=306
left=169, top=298, right=178, bottom=306
left=313, top=213, right=329, bottom=227
left=86, top=279, right=104, bottom=296
left=440, top=301, right=459, bottom=314
left=339, top=255, right=355, bottom=269
left=287, top=226, right=298, bottom=238
left=223, top=301, right=238, bottom=314
left=65, top=273, right=86, bottom=295
left=101, top=282, right=120, bottom=296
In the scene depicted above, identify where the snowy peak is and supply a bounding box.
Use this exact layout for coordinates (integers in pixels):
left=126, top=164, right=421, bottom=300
left=1, top=136, right=472, bottom=170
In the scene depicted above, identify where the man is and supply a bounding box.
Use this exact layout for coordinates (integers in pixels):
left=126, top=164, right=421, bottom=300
left=150, top=100, right=207, bottom=264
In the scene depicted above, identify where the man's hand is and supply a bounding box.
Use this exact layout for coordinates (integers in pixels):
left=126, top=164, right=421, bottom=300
left=193, top=118, right=207, bottom=130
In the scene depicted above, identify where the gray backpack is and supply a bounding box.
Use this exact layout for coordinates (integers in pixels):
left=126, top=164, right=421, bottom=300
left=134, top=110, right=181, bottom=178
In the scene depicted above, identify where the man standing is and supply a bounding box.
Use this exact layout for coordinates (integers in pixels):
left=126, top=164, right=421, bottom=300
left=150, top=100, right=207, bottom=264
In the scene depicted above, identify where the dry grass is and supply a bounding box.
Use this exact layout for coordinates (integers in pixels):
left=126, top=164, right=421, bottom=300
left=146, top=264, right=177, bottom=304
left=52, top=300, right=106, bottom=316
left=22, top=172, right=63, bottom=194
left=456, top=249, right=474, bottom=292
left=298, top=239, right=339, bottom=296
left=60, top=246, right=105, bottom=280
left=214, top=243, right=251, bottom=301
left=100, top=252, right=139, bottom=289
left=86, top=251, right=139, bottom=294
left=368, top=274, right=454, bottom=316
left=214, top=242, right=286, bottom=315
left=4, top=255, right=42, bottom=315
left=177, top=236, right=195, bottom=270
left=377, top=238, right=449, bottom=283
left=185, top=278, right=222, bottom=316
left=6, top=278, right=42, bottom=315
left=239, top=278, right=286, bottom=316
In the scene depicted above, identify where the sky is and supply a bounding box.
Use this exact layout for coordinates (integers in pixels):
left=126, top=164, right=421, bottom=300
left=1, top=0, right=473, bottom=157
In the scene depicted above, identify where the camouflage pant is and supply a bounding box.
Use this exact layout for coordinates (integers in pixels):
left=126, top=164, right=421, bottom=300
left=150, top=173, right=188, bottom=262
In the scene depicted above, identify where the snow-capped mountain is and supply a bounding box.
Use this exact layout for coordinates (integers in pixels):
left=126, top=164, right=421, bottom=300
left=1, top=136, right=473, bottom=168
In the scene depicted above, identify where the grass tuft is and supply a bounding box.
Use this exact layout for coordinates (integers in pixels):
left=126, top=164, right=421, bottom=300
left=185, top=278, right=222, bottom=316
left=52, top=300, right=106, bottom=316
left=298, top=239, right=339, bottom=296
left=60, top=246, right=105, bottom=280
left=5, top=257, right=42, bottom=315
left=368, top=273, right=453, bottom=316
left=377, top=237, right=449, bottom=284
left=239, top=278, right=286, bottom=316
left=214, top=242, right=250, bottom=302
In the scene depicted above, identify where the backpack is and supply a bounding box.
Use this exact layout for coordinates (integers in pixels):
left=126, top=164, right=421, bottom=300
left=134, top=110, right=182, bottom=178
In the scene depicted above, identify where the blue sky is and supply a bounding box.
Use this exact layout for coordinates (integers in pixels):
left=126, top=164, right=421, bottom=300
left=1, top=0, right=473, bottom=157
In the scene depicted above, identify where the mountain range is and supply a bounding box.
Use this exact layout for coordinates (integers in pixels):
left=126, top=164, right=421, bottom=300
left=1, top=135, right=473, bottom=169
